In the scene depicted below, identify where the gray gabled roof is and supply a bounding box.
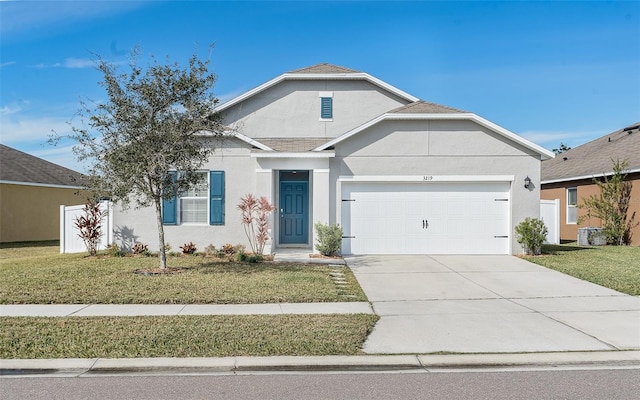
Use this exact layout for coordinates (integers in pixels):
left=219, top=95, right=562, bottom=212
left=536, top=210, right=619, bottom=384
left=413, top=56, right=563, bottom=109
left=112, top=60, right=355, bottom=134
left=541, top=123, right=640, bottom=183
left=0, top=144, right=85, bottom=187
left=288, top=63, right=361, bottom=74
left=389, top=100, right=467, bottom=114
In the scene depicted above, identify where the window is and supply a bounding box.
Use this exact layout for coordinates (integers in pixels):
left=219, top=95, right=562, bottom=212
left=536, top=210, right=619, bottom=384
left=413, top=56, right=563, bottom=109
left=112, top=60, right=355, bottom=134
left=180, top=172, right=208, bottom=223
left=319, top=91, right=333, bottom=120
left=567, top=187, right=577, bottom=224
left=162, top=171, right=225, bottom=225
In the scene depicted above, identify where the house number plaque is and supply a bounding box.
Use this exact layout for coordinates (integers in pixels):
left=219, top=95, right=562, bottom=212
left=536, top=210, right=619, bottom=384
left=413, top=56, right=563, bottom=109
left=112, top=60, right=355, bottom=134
left=423, top=175, right=434, bottom=181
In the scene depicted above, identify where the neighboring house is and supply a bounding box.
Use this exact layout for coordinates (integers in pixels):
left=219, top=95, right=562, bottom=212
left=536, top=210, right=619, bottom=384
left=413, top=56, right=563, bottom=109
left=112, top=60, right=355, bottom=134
left=541, top=123, right=640, bottom=245
left=112, top=64, right=554, bottom=255
left=0, top=145, right=85, bottom=243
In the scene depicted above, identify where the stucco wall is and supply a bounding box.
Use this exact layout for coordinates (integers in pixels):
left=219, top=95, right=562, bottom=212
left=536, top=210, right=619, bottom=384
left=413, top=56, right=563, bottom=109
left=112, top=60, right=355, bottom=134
left=221, top=80, right=409, bottom=139
left=329, top=119, right=542, bottom=254
left=0, top=183, right=83, bottom=242
left=541, top=173, right=640, bottom=245
left=111, top=138, right=261, bottom=252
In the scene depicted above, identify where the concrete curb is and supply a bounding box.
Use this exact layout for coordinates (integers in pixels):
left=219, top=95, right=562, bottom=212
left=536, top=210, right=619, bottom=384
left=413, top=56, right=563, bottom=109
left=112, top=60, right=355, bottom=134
left=2, top=351, right=639, bottom=376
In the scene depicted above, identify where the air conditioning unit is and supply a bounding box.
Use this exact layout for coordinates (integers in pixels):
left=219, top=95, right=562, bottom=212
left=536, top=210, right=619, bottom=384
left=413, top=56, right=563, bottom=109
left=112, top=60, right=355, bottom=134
left=577, top=227, right=606, bottom=246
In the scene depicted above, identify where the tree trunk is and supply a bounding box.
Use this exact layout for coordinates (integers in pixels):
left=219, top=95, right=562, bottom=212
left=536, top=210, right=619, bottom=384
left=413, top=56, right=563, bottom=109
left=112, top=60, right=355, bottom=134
left=155, top=197, right=167, bottom=269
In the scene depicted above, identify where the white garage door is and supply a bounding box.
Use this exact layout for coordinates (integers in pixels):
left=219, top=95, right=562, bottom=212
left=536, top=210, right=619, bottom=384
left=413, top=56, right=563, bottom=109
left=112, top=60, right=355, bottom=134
left=341, top=181, right=510, bottom=254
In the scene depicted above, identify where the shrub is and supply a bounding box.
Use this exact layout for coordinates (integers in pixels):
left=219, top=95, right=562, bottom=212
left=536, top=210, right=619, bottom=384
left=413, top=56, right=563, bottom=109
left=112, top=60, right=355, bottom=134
left=515, top=218, right=548, bottom=255
left=180, top=242, right=197, bottom=255
left=74, top=201, right=108, bottom=256
left=204, top=244, right=217, bottom=257
left=237, top=194, right=276, bottom=255
left=236, top=250, right=263, bottom=263
left=221, top=243, right=236, bottom=255
left=132, top=243, right=149, bottom=255
left=314, top=223, right=343, bottom=256
left=106, top=243, right=126, bottom=257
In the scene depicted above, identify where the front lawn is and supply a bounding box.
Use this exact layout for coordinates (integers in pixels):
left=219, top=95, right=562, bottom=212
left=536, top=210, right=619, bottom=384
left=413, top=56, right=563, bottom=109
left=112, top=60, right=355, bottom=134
left=0, top=244, right=366, bottom=304
left=0, top=314, right=379, bottom=358
left=522, top=243, right=640, bottom=296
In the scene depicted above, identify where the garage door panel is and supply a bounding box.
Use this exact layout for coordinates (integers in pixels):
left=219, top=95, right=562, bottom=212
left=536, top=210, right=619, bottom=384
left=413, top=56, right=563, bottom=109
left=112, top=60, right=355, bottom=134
left=342, top=181, right=510, bottom=255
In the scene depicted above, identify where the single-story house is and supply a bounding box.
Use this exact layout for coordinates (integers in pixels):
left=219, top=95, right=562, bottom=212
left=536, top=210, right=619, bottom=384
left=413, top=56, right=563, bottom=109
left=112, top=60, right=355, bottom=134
left=112, top=63, right=554, bottom=255
left=0, top=144, right=85, bottom=243
left=541, top=123, right=640, bottom=245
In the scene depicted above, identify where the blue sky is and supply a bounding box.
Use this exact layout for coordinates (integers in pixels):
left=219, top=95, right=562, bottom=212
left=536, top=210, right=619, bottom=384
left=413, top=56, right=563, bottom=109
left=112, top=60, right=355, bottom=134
left=1, top=0, right=639, bottom=172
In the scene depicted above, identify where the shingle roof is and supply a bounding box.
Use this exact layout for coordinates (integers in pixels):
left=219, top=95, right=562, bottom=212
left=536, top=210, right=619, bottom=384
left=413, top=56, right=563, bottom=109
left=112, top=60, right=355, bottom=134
left=288, top=63, right=360, bottom=74
left=389, top=100, right=467, bottom=114
left=0, top=144, right=85, bottom=187
left=541, top=123, right=640, bottom=182
left=257, top=138, right=331, bottom=152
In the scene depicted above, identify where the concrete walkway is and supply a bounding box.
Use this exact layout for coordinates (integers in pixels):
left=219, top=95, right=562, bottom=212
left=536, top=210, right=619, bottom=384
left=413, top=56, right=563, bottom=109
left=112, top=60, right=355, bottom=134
left=346, top=255, right=640, bottom=354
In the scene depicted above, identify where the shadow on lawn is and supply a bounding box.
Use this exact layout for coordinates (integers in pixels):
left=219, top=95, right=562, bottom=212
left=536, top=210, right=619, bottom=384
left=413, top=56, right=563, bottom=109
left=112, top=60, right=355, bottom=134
left=542, top=242, right=593, bottom=255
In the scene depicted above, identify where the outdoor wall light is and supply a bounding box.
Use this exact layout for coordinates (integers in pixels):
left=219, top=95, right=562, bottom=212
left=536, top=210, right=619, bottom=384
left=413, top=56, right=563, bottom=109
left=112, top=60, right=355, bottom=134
left=524, top=176, right=532, bottom=189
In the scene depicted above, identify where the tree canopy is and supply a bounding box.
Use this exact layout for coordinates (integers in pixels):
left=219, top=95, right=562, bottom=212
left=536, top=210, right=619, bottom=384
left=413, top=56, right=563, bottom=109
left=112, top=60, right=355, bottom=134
left=61, top=48, right=225, bottom=268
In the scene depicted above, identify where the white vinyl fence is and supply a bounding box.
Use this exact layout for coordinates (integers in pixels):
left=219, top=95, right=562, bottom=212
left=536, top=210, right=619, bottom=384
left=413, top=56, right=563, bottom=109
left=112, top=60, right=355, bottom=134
left=540, top=199, right=560, bottom=245
left=60, top=201, right=113, bottom=254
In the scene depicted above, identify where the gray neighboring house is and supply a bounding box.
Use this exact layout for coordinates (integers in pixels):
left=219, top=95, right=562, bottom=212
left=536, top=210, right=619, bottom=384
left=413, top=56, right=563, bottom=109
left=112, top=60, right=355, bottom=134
left=112, top=64, right=554, bottom=255
left=0, top=144, right=85, bottom=243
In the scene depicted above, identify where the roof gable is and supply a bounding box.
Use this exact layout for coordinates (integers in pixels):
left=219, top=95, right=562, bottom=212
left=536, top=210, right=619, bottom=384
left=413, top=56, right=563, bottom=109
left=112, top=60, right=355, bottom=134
left=0, top=145, right=85, bottom=187
left=216, top=63, right=418, bottom=112
left=313, top=106, right=555, bottom=160
left=541, top=123, right=640, bottom=183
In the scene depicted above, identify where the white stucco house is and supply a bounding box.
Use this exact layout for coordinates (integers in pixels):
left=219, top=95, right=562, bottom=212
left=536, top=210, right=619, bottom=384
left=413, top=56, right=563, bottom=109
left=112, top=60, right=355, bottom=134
left=112, top=63, right=554, bottom=255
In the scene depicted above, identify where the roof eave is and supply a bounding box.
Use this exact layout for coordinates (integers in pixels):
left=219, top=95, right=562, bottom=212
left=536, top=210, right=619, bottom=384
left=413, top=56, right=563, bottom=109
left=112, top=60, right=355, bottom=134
left=541, top=167, right=640, bottom=185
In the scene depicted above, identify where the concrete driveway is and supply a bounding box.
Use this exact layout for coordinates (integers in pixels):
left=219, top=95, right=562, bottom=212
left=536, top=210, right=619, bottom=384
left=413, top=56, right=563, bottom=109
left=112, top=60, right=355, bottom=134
left=345, top=255, right=640, bottom=354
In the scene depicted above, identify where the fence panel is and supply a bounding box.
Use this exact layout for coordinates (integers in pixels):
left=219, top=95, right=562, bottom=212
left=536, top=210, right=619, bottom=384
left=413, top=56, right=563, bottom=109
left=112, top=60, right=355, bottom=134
left=540, top=199, right=560, bottom=245
left=60, top=201, right=113, bottom=254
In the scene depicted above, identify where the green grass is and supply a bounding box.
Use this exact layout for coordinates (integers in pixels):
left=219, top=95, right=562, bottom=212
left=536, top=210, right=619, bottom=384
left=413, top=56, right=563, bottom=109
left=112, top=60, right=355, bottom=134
left=0, top=314, right=379, bottom=358
left=522, top=243, right=640, bottom=295
left=0, top=245, right=366, bottom=304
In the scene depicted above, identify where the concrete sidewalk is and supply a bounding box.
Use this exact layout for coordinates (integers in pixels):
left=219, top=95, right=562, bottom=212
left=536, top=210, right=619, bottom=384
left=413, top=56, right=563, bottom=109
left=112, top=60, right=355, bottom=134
left=0, top=302, right=373, bottom=317
left=3, top=351, right=640, bottom=376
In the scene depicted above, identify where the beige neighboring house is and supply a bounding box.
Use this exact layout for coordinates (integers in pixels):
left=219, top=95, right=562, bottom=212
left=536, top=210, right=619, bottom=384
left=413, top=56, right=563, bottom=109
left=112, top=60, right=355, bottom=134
left=541, top=123, right=640, bottom=245
left=0, top=145, right=85, bottom=243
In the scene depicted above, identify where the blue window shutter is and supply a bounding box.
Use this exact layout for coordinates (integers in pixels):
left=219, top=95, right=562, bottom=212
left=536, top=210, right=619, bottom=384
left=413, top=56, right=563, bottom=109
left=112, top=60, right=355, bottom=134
left=321, top=97, right=333, bottom=119
left=162, top=171, right=178, bottom=225
left=209, top=171, right=225, bottom=225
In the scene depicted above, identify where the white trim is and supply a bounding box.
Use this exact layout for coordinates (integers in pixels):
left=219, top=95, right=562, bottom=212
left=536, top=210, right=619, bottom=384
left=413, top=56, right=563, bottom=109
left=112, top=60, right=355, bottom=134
left=313, top=113, right=555, bottom=160
left=216, top=72, right=419, bottom=112
left=222, top=131, right=273, bottom=151
left=337, top=175, right=515, bottom=183
left=541, top=167, right=640, bottom=185
left=256, top=169, right=272, bottom=173
left=566, top=187, right=578, bottom=225
left=0, top=180, right=83, bottom=190
left=319, top=91, right=333, bottom=98
left=251, top=152, right=335, bottom=159
left=313, top=169, right=330, bottom=173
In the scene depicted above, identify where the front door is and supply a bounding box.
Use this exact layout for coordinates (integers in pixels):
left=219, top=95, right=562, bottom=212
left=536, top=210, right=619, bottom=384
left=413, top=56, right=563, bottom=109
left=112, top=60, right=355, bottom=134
left=279, top=171, right=309, bottom=244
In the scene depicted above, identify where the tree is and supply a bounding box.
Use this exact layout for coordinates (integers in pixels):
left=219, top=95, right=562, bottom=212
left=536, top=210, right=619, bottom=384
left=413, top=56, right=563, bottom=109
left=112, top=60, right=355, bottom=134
left=59, top=48, right=225, bottom=268
left=552, top=142, right=571, bottom=155
left=579, top=159, right=637, bottom=245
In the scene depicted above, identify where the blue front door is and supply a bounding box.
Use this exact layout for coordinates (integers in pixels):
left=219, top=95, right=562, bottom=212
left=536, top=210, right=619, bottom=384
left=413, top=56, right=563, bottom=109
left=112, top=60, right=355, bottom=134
left=279, top=178, right=309, bottom=244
